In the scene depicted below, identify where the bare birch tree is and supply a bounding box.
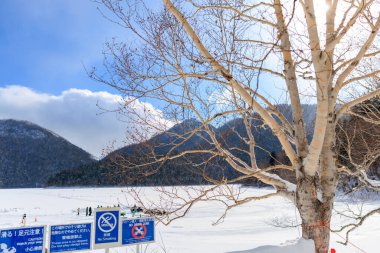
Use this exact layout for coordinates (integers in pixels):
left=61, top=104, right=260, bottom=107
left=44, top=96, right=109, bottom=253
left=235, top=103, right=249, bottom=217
left=92, top=0, right=380, bottom=252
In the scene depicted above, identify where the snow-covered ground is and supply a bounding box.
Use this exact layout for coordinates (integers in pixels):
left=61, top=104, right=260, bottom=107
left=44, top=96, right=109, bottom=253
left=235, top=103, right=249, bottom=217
left=0, top=187, right=379, bottom=253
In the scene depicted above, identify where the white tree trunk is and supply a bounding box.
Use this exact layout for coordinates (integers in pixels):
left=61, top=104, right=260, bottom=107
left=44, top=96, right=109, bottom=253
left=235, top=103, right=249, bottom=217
left=297, top=123, right=337, bottom=253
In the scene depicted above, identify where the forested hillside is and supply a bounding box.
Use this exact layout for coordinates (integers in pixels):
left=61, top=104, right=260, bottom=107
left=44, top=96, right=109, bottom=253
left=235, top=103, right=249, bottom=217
left=47, top=105, right=317, bottom=187
left=0, top=119, right=95, bottom=188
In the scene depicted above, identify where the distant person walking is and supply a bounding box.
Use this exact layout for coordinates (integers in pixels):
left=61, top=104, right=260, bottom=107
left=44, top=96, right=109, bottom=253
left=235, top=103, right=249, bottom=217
left=77, top=208, right=80, bottom=216
left=21, top=214, right=26, bottom=227
left=85, top=207, right=89, bottom=216
left=88, top=207, right=92, bottom=216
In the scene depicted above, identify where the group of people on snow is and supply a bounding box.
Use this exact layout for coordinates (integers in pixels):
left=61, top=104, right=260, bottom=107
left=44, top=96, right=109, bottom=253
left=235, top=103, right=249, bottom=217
left=76, top=204, right=121, bottom=216
left=76, top=207, right=92, bottom=216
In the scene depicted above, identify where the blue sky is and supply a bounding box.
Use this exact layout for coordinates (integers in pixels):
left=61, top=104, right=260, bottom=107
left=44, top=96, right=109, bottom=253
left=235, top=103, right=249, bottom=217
left=0, top=0, right=125, bottom=94
left=0, top=0, right=296, bottom=155
left=0, top=0, right=163, bottom=156
left=0, top=0, right=289, bottom=99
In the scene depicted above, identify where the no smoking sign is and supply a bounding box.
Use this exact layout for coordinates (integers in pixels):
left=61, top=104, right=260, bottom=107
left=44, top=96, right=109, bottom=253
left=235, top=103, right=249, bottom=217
left=98, top=212, right=117, bottom=233
left=94, top=208, right=121, bottom=248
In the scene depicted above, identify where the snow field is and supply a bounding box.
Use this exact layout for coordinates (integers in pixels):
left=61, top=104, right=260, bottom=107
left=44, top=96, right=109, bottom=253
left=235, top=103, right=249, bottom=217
left=0, top=187, right=379, bottom=253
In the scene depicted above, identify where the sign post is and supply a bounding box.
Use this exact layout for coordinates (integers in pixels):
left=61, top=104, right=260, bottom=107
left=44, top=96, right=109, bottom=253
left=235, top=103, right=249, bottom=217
left=0, top=226, right=46, bottom=253
left=49, top=223, right=92, bottom=253
left=121, top=217, right=155, bottom=246
left=93, top=207, right=121, bottom=250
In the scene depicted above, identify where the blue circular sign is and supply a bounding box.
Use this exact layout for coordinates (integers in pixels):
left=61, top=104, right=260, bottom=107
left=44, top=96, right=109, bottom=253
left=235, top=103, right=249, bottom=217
left=98, top=212, right=117, bottom=233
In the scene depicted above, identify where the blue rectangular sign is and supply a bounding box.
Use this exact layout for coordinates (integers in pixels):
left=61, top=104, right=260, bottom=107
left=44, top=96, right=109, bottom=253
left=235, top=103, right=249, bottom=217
left=94, top=209, right=120, bottom=246
left=0, top=226, right=45, bottom=253
left=122, top=218, right=155, bottom=245
left=49, top=223, right=92, bottom=252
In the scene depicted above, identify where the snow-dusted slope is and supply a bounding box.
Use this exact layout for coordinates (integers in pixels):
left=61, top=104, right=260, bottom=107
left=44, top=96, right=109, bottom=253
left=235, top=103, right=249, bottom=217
left=0, top=119, right=95, bottom=188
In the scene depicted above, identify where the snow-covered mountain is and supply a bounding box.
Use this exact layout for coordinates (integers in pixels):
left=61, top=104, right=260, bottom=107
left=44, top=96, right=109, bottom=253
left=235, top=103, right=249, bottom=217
left=47, top=105, right=317, bottom=187
left=0, top=119, right=95, bottom=188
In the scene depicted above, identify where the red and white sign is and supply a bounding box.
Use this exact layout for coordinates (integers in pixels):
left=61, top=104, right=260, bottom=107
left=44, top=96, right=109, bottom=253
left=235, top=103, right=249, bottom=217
left=131, top=224, right=147, bottom=239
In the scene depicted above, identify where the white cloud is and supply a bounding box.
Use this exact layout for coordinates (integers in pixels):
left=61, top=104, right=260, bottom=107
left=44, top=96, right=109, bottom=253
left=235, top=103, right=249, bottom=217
left=0, top=85, right=171, bottom=158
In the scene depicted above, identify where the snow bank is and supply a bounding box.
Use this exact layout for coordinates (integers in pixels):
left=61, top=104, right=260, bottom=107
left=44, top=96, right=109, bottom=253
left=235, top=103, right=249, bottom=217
left=228, top=238, right=315, bottom=253
left=0, top=187, right=378, bottom=253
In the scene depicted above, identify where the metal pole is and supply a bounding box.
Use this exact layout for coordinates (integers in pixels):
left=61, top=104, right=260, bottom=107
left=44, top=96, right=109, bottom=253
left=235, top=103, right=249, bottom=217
left=105, top=248, right=110, bottom=253
left=136, top=244, right=140, bottom=253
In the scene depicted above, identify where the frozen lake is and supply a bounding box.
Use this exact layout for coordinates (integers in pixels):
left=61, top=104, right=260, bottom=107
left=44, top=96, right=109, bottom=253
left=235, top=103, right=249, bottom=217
left=0, top=187, right=379, bottom=253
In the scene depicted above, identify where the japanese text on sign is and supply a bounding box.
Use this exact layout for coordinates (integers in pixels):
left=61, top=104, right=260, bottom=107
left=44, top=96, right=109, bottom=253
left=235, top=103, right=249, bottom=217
left=122, top=218, right=155, bottom=246
left=0, top=226, right=45, bottom=253
left=50, top=223, right=92, bottom=253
